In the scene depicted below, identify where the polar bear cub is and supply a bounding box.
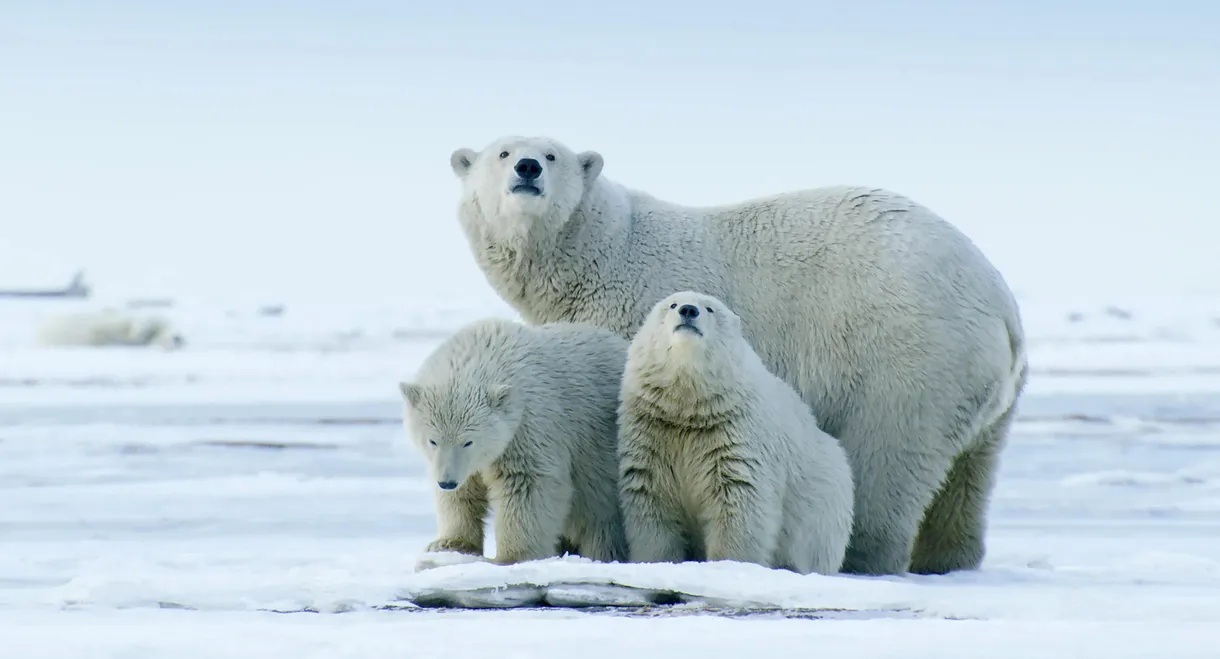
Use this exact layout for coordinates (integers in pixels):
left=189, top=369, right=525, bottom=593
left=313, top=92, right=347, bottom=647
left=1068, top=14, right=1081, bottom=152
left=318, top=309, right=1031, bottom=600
left=617, top=291, right=855, bottom=575
left=399, top=317, right=629, bottom=565
left=37, top=308, right=185, bottom=349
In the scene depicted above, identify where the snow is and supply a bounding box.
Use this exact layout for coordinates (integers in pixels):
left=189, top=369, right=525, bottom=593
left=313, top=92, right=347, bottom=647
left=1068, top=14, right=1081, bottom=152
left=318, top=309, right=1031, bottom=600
left=4, top=292, right=1220, bottom=657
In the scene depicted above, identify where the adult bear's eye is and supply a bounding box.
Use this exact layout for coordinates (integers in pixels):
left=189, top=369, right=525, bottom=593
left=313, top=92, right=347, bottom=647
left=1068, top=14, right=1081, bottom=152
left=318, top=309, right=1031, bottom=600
left=706, top=307, right=714, bottom=313
left=499, top=151, right=509, bottom=159
left=670, top=303, right=677, bottom=309
left=545, top=154, right=555, bottom=162
left=428, top=440, right=437, bottom=447
left=463, top=441, right=473, bottom=448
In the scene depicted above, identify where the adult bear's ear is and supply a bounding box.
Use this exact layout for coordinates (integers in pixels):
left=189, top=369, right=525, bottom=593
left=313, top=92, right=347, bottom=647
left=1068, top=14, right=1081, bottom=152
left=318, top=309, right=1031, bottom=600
left=450, top=148, right=477, bottom=178
left=398, top=382, right=424, bottom=407
left=577, top=151, right=603, bottom=186
left=487, top=383, right=514, bottom=410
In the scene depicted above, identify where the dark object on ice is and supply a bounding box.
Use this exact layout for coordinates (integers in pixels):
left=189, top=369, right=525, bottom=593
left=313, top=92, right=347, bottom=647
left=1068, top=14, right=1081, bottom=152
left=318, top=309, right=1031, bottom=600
left=0, top=270, right=90, bottom=299
left=407, top=582, right=684, bottom=609
left=395, top=582, right=936, bottom=619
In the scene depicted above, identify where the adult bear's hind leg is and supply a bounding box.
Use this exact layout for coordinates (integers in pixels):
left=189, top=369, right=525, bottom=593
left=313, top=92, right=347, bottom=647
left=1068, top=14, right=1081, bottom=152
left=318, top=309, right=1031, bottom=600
left=837, top=411, right=959, bottom=576
left=909, top=405, right=1015, bottom=575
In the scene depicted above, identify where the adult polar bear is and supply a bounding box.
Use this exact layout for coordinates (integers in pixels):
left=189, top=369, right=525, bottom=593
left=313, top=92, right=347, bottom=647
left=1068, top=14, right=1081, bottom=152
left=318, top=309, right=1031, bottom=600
left=449, top=136, right=1028, bottom=576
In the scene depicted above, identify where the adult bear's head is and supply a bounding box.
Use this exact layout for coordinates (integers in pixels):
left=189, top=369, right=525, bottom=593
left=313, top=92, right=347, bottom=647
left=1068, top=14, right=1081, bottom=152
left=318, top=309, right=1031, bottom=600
left=450, top=136, right=603, bottom=243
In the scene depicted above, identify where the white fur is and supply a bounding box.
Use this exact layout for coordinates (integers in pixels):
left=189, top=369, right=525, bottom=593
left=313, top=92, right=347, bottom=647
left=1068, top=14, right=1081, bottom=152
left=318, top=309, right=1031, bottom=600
left=400, top=317, right=629, bottom=565
left=618, top=291, right=854, bottom=575
left=451, top=135, right=1029, bottom=575
left=36, top=308, right=185, bottom=350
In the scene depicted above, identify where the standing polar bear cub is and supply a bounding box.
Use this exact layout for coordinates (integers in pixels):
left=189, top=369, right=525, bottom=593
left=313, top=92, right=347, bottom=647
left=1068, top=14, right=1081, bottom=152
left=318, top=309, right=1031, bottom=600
left=399, top=318, right=629, bottom=565
left=450, top=135, right=1028, bottom=575
left=618, top=291, right=855, bottom=575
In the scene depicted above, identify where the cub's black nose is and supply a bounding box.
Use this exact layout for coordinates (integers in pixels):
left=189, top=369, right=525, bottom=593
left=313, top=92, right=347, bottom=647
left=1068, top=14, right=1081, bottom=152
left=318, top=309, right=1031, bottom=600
left=677, top=304, right=699, bottom=320
left=437, top=480, right=458, bottom=491
left=514, top=158, right=542, bottom=180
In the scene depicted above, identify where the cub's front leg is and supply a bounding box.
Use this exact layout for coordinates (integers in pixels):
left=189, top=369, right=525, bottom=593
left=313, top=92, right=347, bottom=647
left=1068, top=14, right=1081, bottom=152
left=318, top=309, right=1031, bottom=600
left=489, top=467, right=572, bottom=565
left=619, top=423, right=688, bottom=563
left=700, top=453, right=781, bottom=568
left=425, top=474, right=489, bottom=557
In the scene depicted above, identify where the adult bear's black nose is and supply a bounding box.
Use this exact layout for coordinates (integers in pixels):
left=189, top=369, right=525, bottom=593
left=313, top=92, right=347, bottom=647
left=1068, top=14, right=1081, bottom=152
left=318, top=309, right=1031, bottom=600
left=514, top=158, right=542, bottom=180
left=678, top=304, right=700, bottom=320
left=437, top=480, right=458, bottom=491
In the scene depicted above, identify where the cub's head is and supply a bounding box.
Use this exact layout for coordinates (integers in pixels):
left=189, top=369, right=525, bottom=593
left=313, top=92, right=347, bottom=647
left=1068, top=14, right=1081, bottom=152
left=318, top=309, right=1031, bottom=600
left=648, top=290, right=741, bottom=344
left=398, top=381, right=520, bottom=492
left=450, top=136, right=603, bottom=241
left=629, top=290, right=743, bottom=379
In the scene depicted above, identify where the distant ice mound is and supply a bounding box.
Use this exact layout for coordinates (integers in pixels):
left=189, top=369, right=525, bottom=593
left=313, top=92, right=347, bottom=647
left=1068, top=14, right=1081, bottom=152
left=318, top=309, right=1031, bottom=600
left=36, top=308, right=185, bottom=350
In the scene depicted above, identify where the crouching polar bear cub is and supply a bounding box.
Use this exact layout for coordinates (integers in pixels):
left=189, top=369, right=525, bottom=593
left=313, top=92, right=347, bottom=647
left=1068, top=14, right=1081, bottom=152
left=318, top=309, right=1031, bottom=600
left=450, top=136, right=1029, bottom=575
left=36, top=308, right=185, bottom=350
left=399, top=318, right=629, bottom=565
left=618, top=291, right=855, bottom=575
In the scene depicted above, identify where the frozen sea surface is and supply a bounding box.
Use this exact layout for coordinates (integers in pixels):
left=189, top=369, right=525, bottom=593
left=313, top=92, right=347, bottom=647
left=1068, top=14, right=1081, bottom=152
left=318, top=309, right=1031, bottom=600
left=2, top=293, right=1220, bottom=658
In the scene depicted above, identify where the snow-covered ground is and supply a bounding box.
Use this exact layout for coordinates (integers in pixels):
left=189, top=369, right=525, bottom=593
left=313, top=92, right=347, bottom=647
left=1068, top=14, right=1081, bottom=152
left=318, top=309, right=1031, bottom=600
left=3, top=292, right=1220, bottom=658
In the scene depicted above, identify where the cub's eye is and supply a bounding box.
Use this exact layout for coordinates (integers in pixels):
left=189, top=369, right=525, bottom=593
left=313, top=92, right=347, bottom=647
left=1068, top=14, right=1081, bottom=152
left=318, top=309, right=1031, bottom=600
left=499, top=151, right=509, bottom=159
left=706, top=307, right=714, bottom=313
left=670, top=303, right=677, bottom=309
left=428, top=440, right=437, bottom=447
left=545, top=154, right=555, bottom=162
left=463, top=441, right=473, bottom=448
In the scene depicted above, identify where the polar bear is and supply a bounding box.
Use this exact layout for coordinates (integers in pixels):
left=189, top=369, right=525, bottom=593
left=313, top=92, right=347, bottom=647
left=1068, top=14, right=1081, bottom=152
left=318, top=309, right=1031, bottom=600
left=36, top=308, right=185, bottom=350
left=399, top=317, right=629, bottom=565
left=449, top=135, right=1029, bottom=575
left=617, top=291, right=855, bottom=575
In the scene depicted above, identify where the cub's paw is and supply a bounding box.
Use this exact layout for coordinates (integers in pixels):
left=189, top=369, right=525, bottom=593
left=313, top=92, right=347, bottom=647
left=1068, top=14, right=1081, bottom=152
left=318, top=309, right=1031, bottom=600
left=415, top=544, right=489, bottom=573
left=425, top=538, right=483, bottom=556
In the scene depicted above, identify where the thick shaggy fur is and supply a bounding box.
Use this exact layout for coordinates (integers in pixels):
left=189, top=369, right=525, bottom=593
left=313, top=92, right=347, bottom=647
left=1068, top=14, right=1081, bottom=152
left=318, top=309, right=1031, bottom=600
left=400, top=318, right=629, bottom=565
left=36, top=308, right=185, bottom=350
left=618, top=291, right=855, bottom=575
left=450, top=135, right=1029, bottom=575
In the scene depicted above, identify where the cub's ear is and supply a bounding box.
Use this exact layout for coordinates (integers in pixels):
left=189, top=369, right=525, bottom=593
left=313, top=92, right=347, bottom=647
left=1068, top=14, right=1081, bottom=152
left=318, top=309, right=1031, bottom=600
left=450, top=148, right=478, bottom=178
left=487, top=383, right=514, bottom=410
left=577, top=151, right=603, bottom=185
left=398, top=382, right=424, bottom=407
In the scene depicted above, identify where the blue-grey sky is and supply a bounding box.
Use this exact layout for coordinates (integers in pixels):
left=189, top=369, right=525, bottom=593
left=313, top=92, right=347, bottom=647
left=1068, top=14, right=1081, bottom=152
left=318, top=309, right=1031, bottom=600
left=1, top=0, right=1216, bottom=304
